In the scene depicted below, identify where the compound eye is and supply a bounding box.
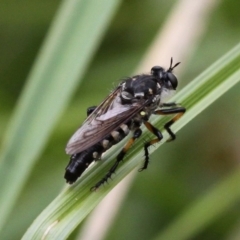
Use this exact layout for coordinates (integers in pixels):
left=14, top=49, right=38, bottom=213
left=167, top=72, right=178, bottom=90
left=151, top=66, right=164, bottom=77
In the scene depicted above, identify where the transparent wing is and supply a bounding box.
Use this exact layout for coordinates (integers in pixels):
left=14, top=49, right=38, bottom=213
left=65, top=86, right=147, bottom=155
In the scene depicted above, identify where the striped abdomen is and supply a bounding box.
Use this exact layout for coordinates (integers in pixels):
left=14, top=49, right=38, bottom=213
left=64, top=122, right=132, bottom=184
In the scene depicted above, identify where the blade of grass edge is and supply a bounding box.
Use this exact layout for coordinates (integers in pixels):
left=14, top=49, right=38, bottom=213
left=22, top=44, right=240, bottom=239
left=0, top=0, right=121, bottom=233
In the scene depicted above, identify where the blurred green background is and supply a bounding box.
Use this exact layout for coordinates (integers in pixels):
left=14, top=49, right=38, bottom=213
left=1, top=0, right=240, bottom=239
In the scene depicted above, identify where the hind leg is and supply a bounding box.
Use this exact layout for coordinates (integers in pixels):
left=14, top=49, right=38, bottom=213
left=91, top=128, right=142, bottom=190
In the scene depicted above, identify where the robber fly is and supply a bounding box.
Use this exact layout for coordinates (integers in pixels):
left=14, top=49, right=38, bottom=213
left=65, top=58, right=185, bottom=190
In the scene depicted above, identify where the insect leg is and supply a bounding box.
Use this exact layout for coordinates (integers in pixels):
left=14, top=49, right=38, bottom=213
left=138, top=122, right=163, bottom=172
left=91, top=128, right=142, bottom=191
left=161, top=102, right=177, bottom=107
left=87, top=106, right=97, bottom=116
left=154, top=106, right=185, bottom=141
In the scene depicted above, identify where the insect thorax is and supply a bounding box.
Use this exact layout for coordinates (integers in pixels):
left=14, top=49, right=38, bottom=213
left=120, top=75, right=161, bottom=102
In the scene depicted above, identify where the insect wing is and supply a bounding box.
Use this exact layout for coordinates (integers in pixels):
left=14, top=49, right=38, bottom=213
left=65, top=87, right=147, bottom=155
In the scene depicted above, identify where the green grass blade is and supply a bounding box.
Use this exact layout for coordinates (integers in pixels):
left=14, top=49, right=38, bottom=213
left=22, top=44, right=240, bottom=239
left=154, top=166, right=240, bottom=240
left=0, top=0, right=121, bottom=233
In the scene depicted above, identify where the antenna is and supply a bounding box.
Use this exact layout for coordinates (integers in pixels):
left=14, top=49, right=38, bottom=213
left=168, top=57, right=180, bottom=72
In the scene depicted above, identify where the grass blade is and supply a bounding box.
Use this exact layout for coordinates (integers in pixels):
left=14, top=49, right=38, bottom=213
left=22, top=43, right=240, bottom=239
left=0, top=0, right=121, bottom=233
left=154, top=167, right=240, bottom=240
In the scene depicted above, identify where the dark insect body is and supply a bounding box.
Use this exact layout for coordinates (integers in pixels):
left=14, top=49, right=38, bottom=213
left=65, top=58, right=185, bottom=190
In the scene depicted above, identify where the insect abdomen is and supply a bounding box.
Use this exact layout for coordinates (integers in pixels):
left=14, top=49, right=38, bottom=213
left=65, top=123, right=131, bottom=184
left=65, top=151, right=92, bottom=184
left=64, top=142, right=105, bottom=183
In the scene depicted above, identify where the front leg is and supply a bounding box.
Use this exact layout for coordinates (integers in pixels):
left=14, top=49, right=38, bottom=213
left=161, top=102, right=177, bottom=107
left=154, top=106, right=186, bottom=141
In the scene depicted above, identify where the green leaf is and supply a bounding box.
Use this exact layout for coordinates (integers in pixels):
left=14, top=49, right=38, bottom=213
left=0, top=0, right=121, bottom=233
left=22, top=44, right=240, bottom=239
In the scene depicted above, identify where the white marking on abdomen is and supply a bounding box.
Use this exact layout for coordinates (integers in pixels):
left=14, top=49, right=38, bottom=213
left=102, top=139, right=110, bottom=149
left=120, top=124, right=130, bottom=135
